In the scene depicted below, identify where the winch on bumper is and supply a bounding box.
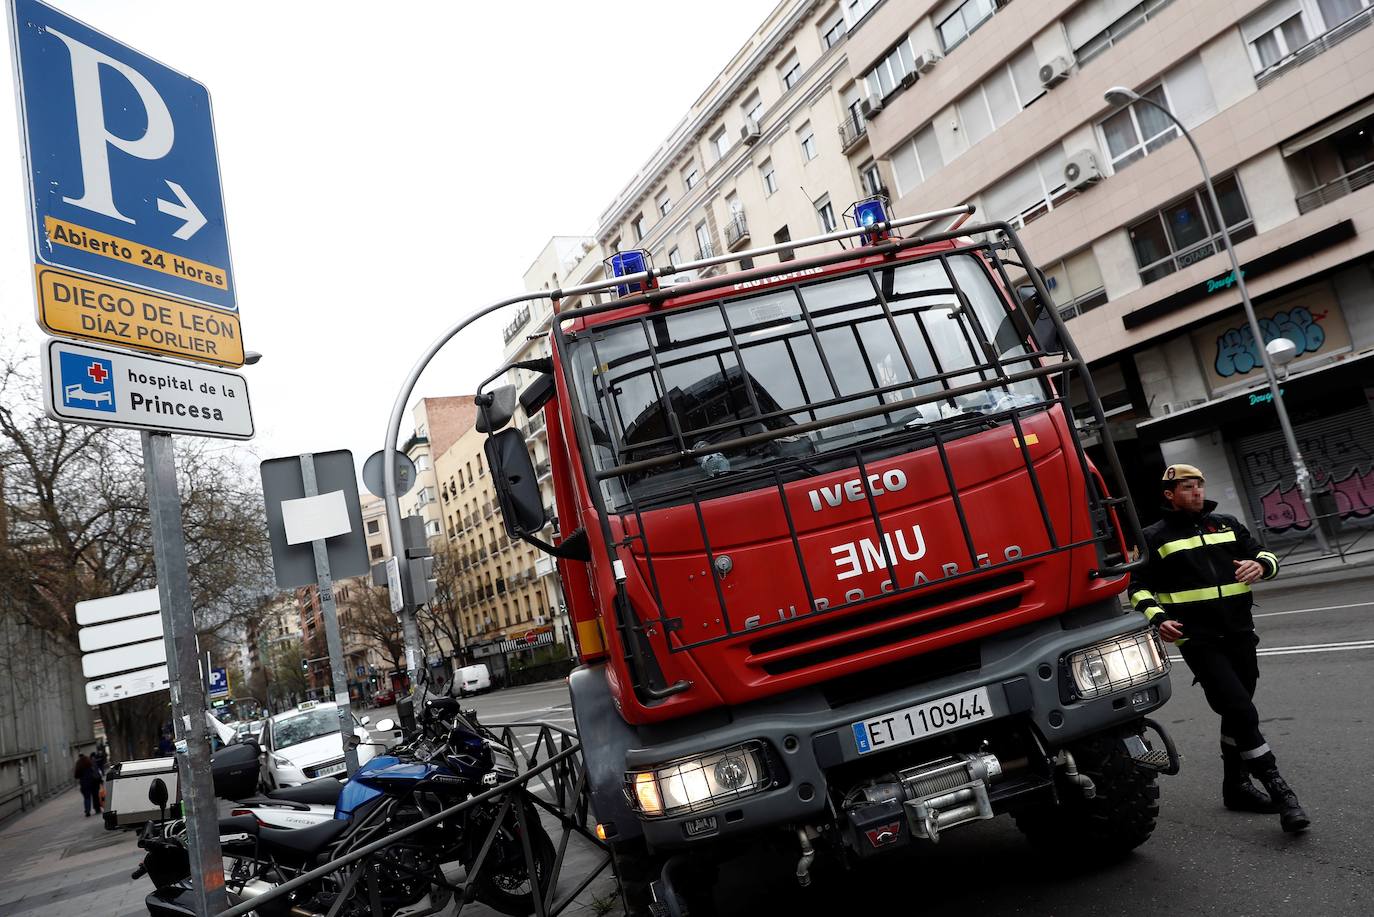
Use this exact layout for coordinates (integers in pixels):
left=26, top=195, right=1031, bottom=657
left=603, top=606, right=1173, bottom=850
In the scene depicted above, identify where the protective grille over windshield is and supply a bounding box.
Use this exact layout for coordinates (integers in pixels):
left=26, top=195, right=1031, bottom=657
left=553, top=233, right=1138, bottom=687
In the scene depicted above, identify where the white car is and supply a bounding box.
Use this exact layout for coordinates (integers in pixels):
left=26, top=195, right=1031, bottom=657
left=258, top=702, right=377, bottom=789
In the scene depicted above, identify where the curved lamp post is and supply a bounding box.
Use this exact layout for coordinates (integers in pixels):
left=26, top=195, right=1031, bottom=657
left=1103, top=87, right=1330, bottom=555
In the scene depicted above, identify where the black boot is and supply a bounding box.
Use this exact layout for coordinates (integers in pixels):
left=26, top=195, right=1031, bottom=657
left=1257, top=768, right=1310, bottom=833
left=1222, top=746, right=1276, bottom=813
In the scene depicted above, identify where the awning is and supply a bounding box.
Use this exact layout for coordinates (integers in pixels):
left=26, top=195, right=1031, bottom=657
left=1136, top=350, right=1374, bottom=442
left=1281, top=99, right=1374, bottom=156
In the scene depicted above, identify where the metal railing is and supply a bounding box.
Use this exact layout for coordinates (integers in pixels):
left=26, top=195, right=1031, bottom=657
left=214, top=722, right=610, bottom=917
left=724, top=214, right=749, bottom=249
left=1256, top=7, right=1374, bottom=88
left=1296, top=160, right=1374, bottom=213
left=838, top=115, right=867, bottom=151
left=502, top=305, right=532, bottom=344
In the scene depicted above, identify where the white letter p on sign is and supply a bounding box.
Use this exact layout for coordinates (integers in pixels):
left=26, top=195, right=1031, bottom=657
left=46, top=27, right=174, bottom=224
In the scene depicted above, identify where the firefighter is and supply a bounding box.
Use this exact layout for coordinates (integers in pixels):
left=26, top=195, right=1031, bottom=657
left=1130, top=463, right=1310, bottom=833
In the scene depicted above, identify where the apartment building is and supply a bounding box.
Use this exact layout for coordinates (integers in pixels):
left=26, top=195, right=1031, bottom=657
left=399, top=397, right=480, bottom=545
left=562, top=0, right=1374, bottom=555
left=435, top=420, right=561, bottom=652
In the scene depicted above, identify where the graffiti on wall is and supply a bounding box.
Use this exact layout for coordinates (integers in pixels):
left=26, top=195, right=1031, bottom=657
left=1214, top=308, right=1327, bottom=378
left=1243, top=426, right=1374, bottom=534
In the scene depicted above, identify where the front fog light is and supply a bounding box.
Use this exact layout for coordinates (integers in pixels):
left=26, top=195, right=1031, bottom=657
left=1068, top=629, right=1168, bottom=700
left=626, top=742, right=769, bottom=817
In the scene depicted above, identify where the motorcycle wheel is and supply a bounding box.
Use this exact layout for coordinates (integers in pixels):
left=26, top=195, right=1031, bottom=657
left=472, top=813, right=556, bottom=917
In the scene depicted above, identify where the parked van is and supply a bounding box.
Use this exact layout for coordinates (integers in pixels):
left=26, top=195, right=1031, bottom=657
left=457, top=663, right=491, bottom=696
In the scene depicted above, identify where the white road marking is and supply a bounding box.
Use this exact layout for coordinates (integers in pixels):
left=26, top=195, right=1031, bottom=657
left=1255, top=601, right=1374, bottom=619
left=1169, top=638, right=1374, bottom=662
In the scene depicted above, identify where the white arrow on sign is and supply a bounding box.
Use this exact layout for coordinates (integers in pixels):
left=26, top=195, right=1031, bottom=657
left=75, top=588, right=159, bottom=626
left=79, top=611, right=163, bottom=652
left=86, top=664, right=169, bottom=706
left=82, top=636, right=166, bottom=679
left=156, top=179, right=206, bottom=240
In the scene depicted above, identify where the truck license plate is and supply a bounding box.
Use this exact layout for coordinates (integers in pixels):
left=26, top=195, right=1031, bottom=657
left=851, top=686, right=993, bottom=755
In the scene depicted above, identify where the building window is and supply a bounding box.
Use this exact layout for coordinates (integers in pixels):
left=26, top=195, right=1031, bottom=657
left=844, top=0, right=882, bottom=26
left=1041, top=249, right=1109, bottom=319
left=1069, top=0, right=1178, bottom=65
left=366, top=519, right=380, bottom=535
left=859, top=160, right=884, bottom=196
left=820, top=6, right=847, bottom=48
left=741, top=91, right=763, bottom=124
left=779, top=51, right=802, bottom=91
left=981, top=147, right=1071, bottom=229
left=937, top=0, right=998, bottom=52
left=1243, top=1, right=1311, bottom=69
left=369, top=544, right=384, bottom=560
left=799, top=122, right=818, bottom=160
left=1128, top=175, right=1256, bottom=284
left=414, top=454, right=430, bottom=471
left=695, top=221, right=714, bottom=259
left=1098, top=58, right=1215, bottom=171
left=774, top=226, right=794, bottom=262
left=711, top=126, right=731, bottom=161
left=682, top=162, right=699, bottom=190
left=668, top=246, right=682, bottom=267
left=890, top=123, right=944, bottom=196
left=656, top=190, right=672, bottom=217
left=864, top=35, right=916, bottom=100
left=424, top=519, right=442, bottom=538
left=760, top=158, right=778, bottom=195
left=632, top=214, right=646, bottom=241
left=815, top=195, right=837, bottom=232
left=953, top=45, right=1044, bottom=146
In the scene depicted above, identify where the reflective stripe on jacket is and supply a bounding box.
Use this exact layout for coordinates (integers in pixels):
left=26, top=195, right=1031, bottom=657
left=1129, top=499, right=1278, bottom=639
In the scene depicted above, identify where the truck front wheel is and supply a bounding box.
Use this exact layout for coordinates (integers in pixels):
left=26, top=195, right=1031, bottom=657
left=1014, top=733, right=1159, bottom=859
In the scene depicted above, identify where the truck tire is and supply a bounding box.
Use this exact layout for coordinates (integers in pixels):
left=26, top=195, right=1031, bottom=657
left=610, top=839, right=657, bottom=916
left=1014, top=733, right=1159, bottom=859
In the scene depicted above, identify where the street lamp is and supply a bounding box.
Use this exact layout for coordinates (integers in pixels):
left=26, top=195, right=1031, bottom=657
left=1103, top=87, right=1330, bottom=555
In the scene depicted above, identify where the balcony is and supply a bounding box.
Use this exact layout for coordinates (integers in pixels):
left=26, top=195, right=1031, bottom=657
left=838, top=115, right=867, bottom=153
left=1257, top=7, right=1374, bottom=89
left=502, top=304, right=531, bottom=344
left=535, top=459, right=551, bottom=479
left=724, top=214, right=750, bottom=250
left=697, top=240, right=718, bottom=260
left=1286, top=108, right=1374, bottom=214
left=1297, top=161, right=1374, bottom=212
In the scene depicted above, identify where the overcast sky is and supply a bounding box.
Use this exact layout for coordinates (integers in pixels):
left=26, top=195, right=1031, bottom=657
left=0, top=0, right=779, bottom=476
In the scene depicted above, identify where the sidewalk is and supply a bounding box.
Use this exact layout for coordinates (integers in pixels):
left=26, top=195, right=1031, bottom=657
left=0, top=787, right=146, bottom=917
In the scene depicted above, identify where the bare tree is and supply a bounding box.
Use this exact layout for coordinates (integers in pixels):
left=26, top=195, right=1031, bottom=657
left=418, top=544, right=467, bottom=661
left=0, top=339, right=273, bottom=757
left=339, top=580, right=407, bottom=677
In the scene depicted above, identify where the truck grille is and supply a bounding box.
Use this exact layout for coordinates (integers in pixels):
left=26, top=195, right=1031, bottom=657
left=747, top=572, right=1025, bottom=676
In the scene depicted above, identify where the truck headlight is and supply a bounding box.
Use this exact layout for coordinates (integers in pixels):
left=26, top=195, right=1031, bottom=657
left=625, top=742, right=769, bottom=818
left=1067, top=629, right=1168, bottom=700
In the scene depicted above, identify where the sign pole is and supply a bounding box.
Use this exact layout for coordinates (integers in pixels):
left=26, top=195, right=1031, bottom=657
left=141, top=431, right=227, bottom=916
left=299, top=453, right=360, bottom=776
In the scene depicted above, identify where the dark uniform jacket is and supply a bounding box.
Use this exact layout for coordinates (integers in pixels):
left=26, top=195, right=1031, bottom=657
left=1130, top=500, right=1279, bottom=640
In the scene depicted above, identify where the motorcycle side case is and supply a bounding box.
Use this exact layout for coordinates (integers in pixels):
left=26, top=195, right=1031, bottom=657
left=210, top=742, right=260, bottom=800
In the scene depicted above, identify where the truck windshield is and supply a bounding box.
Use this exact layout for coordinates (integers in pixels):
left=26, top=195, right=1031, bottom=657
left=568, top=252, right=1047, bottom=511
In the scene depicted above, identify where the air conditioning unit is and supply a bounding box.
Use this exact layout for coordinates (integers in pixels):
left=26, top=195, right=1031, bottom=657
left=1039, top=56, right=1071, bottom=89
left=899, top=70, right=919, bottom=89
left=859, top=95, right=883, bottom=119
left=914, top=51, right=940, bottom=74
left=740, top=118, right=762, bottom=145
left=1063, top=150, right=1103, bottom=190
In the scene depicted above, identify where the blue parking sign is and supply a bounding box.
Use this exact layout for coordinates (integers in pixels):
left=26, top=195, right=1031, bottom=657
left=57, top=349, right=116, bottom=412
left=9, top=0, right=236, bottom=312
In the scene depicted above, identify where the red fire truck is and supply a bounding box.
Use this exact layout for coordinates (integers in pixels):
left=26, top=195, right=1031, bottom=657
left=478, top=200, right=1178, bottom=915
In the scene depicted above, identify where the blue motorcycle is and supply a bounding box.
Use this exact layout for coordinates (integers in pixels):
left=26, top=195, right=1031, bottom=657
left=140, top=698, right=555, bottom=917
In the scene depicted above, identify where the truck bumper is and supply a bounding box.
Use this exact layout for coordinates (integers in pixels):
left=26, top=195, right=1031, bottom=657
left=595, top=604, right=1171, bottom=851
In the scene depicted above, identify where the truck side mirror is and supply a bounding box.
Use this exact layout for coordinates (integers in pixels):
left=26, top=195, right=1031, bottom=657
left=485, top=428, right=547, bottom=537
left=475, top=385, right=519, bottom=433
left=1016, top=278, right=1063, bottom=355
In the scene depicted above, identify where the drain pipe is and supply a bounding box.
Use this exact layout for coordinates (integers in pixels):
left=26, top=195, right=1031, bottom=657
left=1060, top=750, right=1096, bottom=799
left=795, top=827, right=817, bottom=886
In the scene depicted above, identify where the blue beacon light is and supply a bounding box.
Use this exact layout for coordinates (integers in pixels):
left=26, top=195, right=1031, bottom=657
left=854, top=198, right=890, bottom=243
left=608, top=250, right=656, bottom=297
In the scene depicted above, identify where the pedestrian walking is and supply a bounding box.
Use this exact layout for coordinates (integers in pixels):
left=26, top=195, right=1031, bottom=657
left=1130, top=463, right=1310, bottom=833
left=73, top=753, right=103, bottom=818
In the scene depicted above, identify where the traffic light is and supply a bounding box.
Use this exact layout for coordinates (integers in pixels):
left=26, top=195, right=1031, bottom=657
left=301, top=658, right=309, bottom=674
left=400, top=515, right=437, bottom=606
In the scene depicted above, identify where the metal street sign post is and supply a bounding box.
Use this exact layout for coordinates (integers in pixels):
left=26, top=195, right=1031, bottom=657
left=261, top=450, right=371, bottom=776
left=7, top=3, right=246, bottom=913
left=8, top=0, right=242, bottom=367
left=40, top=338, right=253, bottom=439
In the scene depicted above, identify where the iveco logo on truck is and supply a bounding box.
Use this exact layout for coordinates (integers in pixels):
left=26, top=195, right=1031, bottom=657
left=808, top=468, right=908, bottom=512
